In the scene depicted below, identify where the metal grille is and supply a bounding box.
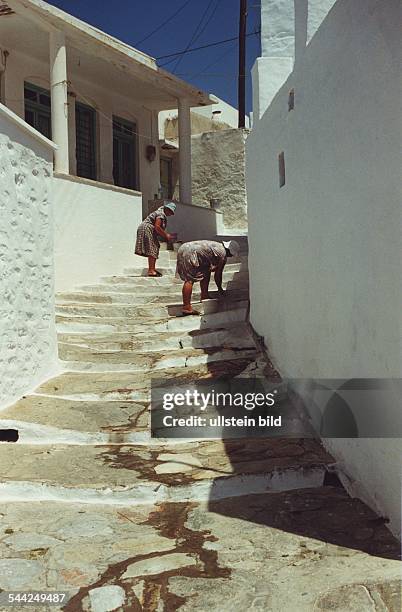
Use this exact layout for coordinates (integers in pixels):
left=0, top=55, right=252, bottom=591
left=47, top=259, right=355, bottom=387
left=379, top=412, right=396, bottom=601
left=76, top=102, right=97, bottom=180
left=113, top=116, right=137, bottom=190
left=24, top=82, right=52, bottom=140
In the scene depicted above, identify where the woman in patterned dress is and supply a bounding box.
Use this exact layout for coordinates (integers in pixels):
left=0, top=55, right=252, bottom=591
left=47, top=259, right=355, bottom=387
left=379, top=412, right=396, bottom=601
left=135, top=201, right=177, bottom=276
left=176, top=239, right=240, bottom=315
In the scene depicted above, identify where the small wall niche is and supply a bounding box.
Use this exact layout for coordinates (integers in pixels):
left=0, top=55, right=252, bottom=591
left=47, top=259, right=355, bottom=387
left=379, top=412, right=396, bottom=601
left=0, top=429, right=19, bottom=443
left=278, top=152, right=286, bottom=188
left=288, top=89, right=295, bottom=111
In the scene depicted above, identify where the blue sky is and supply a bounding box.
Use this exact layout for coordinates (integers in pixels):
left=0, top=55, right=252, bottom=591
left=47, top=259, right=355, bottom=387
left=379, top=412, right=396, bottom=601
left=46, top=0, right=261, bottom=114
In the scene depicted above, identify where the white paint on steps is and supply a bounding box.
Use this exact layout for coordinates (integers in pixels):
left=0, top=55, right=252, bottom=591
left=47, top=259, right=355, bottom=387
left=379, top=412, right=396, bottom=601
left=0, top=467, right=328, bottom=506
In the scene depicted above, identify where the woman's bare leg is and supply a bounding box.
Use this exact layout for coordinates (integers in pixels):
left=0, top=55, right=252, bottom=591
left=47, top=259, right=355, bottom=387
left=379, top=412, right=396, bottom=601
left=182, top=281, right=194, bottom=313
left=200, top=272, right=211, bottom=300
left=148, top=256, right=157, bottom=275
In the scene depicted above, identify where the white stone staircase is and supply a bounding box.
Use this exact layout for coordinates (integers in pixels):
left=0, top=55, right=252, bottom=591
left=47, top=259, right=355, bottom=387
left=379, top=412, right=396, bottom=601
left=0, top=240, right=399, bottom=611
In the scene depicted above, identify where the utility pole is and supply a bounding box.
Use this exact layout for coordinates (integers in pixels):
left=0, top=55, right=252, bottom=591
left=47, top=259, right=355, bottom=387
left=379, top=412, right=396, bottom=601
left=238, top=0, right=247, bottom=128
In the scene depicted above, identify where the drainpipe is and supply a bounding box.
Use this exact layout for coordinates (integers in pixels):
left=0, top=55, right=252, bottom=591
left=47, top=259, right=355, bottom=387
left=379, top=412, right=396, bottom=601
left=178, top=98, right=192, bottom=205
left=49, top=30, right=69, bottom=174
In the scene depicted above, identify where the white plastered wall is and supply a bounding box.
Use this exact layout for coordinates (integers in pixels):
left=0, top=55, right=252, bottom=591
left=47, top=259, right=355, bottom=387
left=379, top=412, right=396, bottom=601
left=53, top=174, right=144, bottom=291
left=247, top=0, right=402, bottom=536
left=2, top=47, right=161, bottom=214
left=253, top=0, right=336, bottom=119
left=167, top=202, right=224, bottom=243
left=0, top=103, right=58, bottom=408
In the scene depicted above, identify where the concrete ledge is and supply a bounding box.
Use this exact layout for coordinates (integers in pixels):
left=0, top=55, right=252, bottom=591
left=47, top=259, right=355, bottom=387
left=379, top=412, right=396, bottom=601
left=54, top=172, right=142, bottom=197
left=181, top=201, right=223, bottom=216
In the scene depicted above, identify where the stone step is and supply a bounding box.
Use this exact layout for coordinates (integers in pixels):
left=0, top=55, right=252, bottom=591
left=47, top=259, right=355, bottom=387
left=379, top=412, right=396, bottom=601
left=75, top=279, right=249, bottom=296
left=100, top=270, right=249, bottom=287
left=58, top=322, right=254, bottom=353
left=0, top=396, right=149, bottom=444
left=35, top=358, right=267, bottom=401
left=0, top=380, right=312, bottom=446
left=108, top=263, right=248, bottom=279
left=102, top=275, right=182, bottom=286
left=144, top=250, right=175, bottom=262
left=0, top=375, right=309, bottom=445
left=55, top=306, right=249, bottom=334
left=55, top=297, right=249, bottom=320
left=123, top=259, right=247, bottom=272
left=58, top=344, right=259, bottom=373
left=0, top=492, right=398, bottom=610
left=0, top=439, right=334, bottom=505
left=56, top=288, right=249, bottom=306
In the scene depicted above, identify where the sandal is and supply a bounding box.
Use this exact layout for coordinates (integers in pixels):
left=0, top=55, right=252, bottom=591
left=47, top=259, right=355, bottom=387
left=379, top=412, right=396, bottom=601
left=148, top=271, right=163, bottom=277
left=179, top=310, right=201, bottom=317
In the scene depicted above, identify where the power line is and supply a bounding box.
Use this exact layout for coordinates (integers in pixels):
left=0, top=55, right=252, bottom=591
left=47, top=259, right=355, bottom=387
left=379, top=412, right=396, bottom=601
left=172, top=0, right=216, bottom=73
left=190, top=0, right=220, bottom=48
left=134, top=0, right=192, bottom=46
left=157, top=30, right=260, bottom=62
left=184, top=42, right=238, bottom=79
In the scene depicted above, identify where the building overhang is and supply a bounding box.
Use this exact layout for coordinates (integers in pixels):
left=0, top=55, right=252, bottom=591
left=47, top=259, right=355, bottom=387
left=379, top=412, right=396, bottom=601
left=2, top=0, right=214, bottom=110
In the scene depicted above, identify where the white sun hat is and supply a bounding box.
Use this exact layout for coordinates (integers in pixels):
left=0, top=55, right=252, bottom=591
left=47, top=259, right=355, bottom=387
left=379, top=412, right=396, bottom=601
left=163, top=201, right=177, bottom=214
left=222, top=240, right=240, bottom=257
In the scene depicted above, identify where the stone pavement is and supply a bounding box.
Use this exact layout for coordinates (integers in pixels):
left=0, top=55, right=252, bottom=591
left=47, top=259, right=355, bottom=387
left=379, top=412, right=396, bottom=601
left=0, top=242, right=400, bottom=611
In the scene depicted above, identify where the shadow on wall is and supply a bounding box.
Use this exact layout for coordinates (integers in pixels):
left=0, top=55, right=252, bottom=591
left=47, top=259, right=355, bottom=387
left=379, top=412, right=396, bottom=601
left=205, top=375, right=401, bottom=563
left=165, top=203, right=223, bottom=243
left=294, top=0, right=308, bottom=67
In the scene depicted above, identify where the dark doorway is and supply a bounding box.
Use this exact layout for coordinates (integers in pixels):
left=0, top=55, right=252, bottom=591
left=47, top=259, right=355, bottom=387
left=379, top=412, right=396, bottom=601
left=160, top=156, right=173, bottom=199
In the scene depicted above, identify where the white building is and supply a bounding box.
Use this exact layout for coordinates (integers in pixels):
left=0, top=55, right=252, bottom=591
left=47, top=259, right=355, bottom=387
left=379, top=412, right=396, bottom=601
left=0, top=0, right=212, bottom=210
left=0, top=0, right=218, bottom=291
left=252, top=0, right=336, bottom=120
left=247, top=0, right=401, bottom=536
left=0, top=0, right=229, bottom=408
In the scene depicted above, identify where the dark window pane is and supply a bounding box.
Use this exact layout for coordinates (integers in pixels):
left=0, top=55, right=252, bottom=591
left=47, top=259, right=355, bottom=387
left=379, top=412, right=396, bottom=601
left=24, top=88, right=37, bottom=102
left=76, top=103, right=97, bottom=180
left=160, top=158, right=173, bottom=199
left=38, top=113, right=51, bottom=140
left=25, top=109, right=35, bottom=127
left=112, top=116, right=137, bottom=190
left=39, top=93, right=51, bottom=107
left=24, top=83, right=52, bottom=139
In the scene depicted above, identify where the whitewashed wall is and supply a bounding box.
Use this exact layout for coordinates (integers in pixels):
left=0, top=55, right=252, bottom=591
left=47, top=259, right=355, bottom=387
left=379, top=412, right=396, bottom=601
left=167, top=202, right=224, bottom=243
left=53, top=174, right=144, bottom=291
left=253, top=0, right=336, bottom=118
left=0, top=104, right=58, bottom=409
left=247, top=0, right=402, bottom=535
left=3, top=48, right=161, bottom=214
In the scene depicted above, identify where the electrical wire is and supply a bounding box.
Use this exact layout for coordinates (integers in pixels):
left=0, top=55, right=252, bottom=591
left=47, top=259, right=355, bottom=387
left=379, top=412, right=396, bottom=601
left=171, top=0, right=216, bottom=74
left=189, top=0, right=220, bottom=48
left=184, top=42, right=238, bottom=79
left=157, top=30, right=260, bottom=64
left=134, top=0, right=193, bottom=46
